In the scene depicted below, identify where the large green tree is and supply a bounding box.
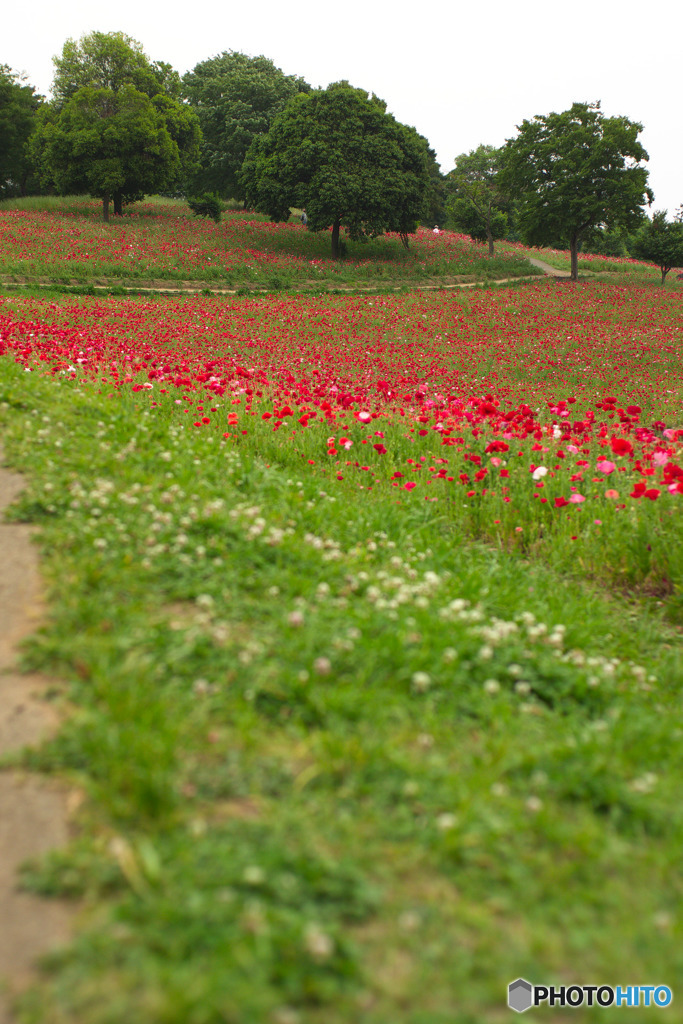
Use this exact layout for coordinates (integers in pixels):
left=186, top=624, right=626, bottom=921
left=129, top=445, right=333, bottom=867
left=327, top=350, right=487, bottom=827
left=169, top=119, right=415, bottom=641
left=241, top=81, right=432, bottom=257
left=446, top=145, right=508, bottom=255
left=500, top=101, right=652, bottom=280
left=0, top=66, right=43, bottom=198
left=632, top=211, right=683, bottom=286
left=41, top=32, right=200, bottom=219
left=43, top=85, right=189, bottom=221
left=182, top=51, right=309, bottom=201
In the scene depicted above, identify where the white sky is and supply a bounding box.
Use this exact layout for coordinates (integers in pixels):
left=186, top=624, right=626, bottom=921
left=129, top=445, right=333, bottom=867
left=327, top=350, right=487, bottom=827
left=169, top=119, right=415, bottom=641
left=5, top=0, right=681, bottom=215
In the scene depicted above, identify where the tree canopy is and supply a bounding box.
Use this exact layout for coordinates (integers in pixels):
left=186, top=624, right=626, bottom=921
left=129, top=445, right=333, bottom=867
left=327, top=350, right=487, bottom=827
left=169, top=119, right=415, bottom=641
left=447, top=145, right=508, bottom=254
left=182, top=51, right=309, bottom=200
left=41, top=32, right=200, bottom=219
left=0, top=66, right=43, bottom=199
left=52, top=31, right=180, bottom=107
left=500, top=101, right=652, bottom=280
left=241, top=81, right=433, bottom=257
left=632, top=211, right=683, bottom=285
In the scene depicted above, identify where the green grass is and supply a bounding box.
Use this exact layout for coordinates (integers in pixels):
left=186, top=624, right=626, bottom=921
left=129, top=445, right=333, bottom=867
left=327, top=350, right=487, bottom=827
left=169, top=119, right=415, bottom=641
left=1, top=359, right=682, bottom=1023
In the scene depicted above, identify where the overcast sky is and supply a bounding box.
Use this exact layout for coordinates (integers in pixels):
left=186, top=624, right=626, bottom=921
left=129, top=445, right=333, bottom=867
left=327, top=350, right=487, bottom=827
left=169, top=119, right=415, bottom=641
left=5, top=0, right=681, bottom=215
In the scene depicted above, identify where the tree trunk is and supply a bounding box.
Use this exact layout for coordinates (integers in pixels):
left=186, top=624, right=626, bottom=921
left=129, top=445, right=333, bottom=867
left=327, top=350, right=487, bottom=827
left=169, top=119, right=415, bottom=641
left=661, top=268, right=669, bottom=286
left=113, top=191, right=123, bottom=217
left=331, top=220, right=341, bottom=259
left=102, top=195, right=110, bottom=223
left=570, top=234, right=579, bottom=281
left=487, top=226, right=494, bottom=257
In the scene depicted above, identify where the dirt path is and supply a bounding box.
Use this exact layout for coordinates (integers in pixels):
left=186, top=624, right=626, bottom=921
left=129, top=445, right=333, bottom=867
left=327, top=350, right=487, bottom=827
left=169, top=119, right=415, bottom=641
left=0, top=448, right=72, bottom=1024
left=0, top=272, right=546, bottom=297
left=526, top=256, right=572, bottom=278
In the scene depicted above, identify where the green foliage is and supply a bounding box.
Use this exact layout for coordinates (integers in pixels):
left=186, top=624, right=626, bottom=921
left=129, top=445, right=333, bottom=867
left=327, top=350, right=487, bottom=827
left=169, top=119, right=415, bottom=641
left=419, top=143, right=446, bottom=228
left=582, top=224, right=633, bottom=258
left=500, top=101, right=652, bottom=280
left=187, top=191, right=223, bottom=222
left=51, top=31, right=180, bottom=107
left=447, top=197, right=508, bottom=248
left=182, top=51, right=310, bottom=201
left=40, top=33, right=200, bottom=219
left=632, top=210, right=683, bottom=285
left=241, top=81, right=432, bottom=257
left=0, top=65, right=43, bottom=198
left=446, top=145, right=508, bottom=254
left=42, top=85, right=181, bottom=216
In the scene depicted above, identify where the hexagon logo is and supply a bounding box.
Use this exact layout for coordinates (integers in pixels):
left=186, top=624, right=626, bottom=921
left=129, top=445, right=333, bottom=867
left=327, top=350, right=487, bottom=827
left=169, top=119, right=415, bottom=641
left=508, top=978, right=533, bottom=1013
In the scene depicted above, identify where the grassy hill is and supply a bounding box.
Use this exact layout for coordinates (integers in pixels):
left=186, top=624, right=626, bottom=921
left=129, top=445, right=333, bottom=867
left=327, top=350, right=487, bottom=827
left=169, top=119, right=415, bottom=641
left=0, top=196, right=541, bottom=292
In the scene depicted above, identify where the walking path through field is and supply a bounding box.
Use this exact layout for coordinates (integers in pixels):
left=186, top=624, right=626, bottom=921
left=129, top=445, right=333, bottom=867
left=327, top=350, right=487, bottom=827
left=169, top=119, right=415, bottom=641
left=0, top=270, right=553, bottom=298
left=0, top=450, right=72, bottom=1024
left=526, top=256, right=572, bottom=278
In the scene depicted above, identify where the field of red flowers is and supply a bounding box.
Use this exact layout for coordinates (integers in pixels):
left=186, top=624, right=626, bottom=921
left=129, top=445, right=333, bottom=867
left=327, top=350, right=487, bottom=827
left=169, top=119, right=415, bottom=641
left=0, top=198, right=537, bottom=286
left=1, top=277, right=681, bottom=607
left=2, top=197, right=683, bottom=1022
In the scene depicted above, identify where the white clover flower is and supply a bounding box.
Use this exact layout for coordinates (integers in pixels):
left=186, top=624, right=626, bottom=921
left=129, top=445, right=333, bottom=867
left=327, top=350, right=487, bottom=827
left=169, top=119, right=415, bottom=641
left=411, top=671, right=431, bottom=693
left=243, top=865, right=265, bottom=885
left=287, top=610, right=305, bottom=628
left=629, top=773, right=658, bottom=794
left=436, top=812, right=458, bottom=831
left=526, top=796, right=543, bottom=813
left=483, top=678, right=500, bottom=694
left=314, top=657, right=332, bottom=676
left=304, top=924, right=334, bottom=960
left=398, top=910, right=421, bottom=932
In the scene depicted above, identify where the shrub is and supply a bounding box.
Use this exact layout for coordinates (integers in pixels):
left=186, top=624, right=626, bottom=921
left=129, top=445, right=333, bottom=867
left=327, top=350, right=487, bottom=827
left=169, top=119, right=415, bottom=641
left=187, top=192, right=223, bottom=223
